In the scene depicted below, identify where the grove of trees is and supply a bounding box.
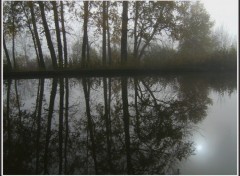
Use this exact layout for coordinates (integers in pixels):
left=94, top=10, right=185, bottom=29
left=3, top=1, right=237, bottom=71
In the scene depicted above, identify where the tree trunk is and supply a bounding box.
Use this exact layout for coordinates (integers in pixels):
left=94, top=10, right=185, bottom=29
left=60, top=1, right=68, bottom=68
left=52, top=1, right=63, bottom=68
left=21, top=2, right=40, bottom=66
left=11, top=2, right=17, bottom=69
left=29, top=2, right=45, bottom=69
left=102, top=1, right=107, bottom=65
left=87, top=39, right=90, bottom=63
left=38, top=2, right=58, bottom=69
left=133, top=1, right=139, bottom=60
left=3, top=37, right=12, bottom=70
left=121, top=1, right=128, bottom=64
left=107, top=2, right=112, bottom=65
left=82, top=1, right=89, bottom=68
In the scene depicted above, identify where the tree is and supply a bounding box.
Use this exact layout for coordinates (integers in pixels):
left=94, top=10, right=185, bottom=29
left=121, top=1, right=128, bottom=64
left=29, top=2, right=46, bottom=69
left=52, top=1, right=63, bottom=68
left=3, top=1, right=23, bottom=69
left=133, top=1, right=139, bottom=60
left=60, top=1, right=68, bottom=68
left=177, top=1, right=214, bottom=58
left=107, top=2, right=112, bottom=65
left=11, top=2, right=17, bottom=69
left=82, top=1, right=89, bottom=68
left=102, top=1, right=107, bottom=65
left=38, top=2, right=58, bottom=69
left=130, top=1, right=178, bottom=61
left=211, top=25, right=234, bottom=52
left=3, top=36, right=12, bottom=70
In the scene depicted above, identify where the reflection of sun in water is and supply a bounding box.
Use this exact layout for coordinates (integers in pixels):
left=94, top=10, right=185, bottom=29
left=196, top=144, right=203, bottom=151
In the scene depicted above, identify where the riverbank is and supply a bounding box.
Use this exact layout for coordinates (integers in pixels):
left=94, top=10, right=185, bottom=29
left=3, top=67, right=237, bottom=79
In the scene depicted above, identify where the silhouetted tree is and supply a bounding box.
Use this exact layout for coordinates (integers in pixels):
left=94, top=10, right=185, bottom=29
left=52, top=1, right=63, bottom=68
left=38, top=2, right=58, bottom=69
left=29, top=2, right=45, bottom=69
left=102, top=1, right=107, bottom=65
left=82, top=1, right=89, bottom=67
left=60, top=1, right=68, bottom=68
left=3, top=37, right=12, bottom=70
left=121, top=1, right=128, bottom=64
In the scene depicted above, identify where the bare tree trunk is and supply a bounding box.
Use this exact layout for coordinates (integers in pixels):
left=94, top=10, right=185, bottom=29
left=38, top=2, right=58, bottom=69
left=87, top=39, right=90, bottom=64
left=12, top=28, right=16, bottom=69
left=52, top=1, right=63, bottom=68
left=107, top=2, right=112, bottom=65
left=11, top=2, right=17, bottom=69
left=133, top=1, right=139, bottom=60
left=60, top=1, right=68, bottom=68
left=3, top=37, right=12, bottom=70
left=82, top=1, right=89, bottom=68
left=21, top=3, right=40, bottom=67
left=102, top=1, right=107, bottom=65
left=121, top=2, right=128, bottom=64
left=29, top=2, right=45, bottom=69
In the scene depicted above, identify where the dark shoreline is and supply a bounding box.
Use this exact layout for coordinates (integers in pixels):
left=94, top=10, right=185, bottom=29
left=3, top=68, right=237, bottom=79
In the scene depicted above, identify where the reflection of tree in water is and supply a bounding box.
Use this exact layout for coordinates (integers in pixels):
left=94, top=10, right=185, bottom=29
left=3, top=74, right=236, bottom=174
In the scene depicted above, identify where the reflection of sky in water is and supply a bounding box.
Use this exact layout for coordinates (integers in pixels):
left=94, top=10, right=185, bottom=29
left=180, top=91, right=237, bottom=175
left=3, top=75, right=237, bottom=175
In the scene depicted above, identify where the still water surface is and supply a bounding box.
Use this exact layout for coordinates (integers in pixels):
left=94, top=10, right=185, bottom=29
left=3, top=73, right=237, bottom=175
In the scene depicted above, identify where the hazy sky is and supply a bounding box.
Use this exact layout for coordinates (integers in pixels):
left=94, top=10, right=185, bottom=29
left=202, top=0, right=238, bottom=37
left=180, top=91, right=237, bottom=175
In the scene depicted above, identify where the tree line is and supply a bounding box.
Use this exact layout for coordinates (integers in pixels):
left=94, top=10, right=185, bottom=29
left=3, top=1, right=237, bottom=71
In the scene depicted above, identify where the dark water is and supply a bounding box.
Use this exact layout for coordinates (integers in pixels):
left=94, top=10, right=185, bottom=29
left=3, top=73, right=237, bottom=175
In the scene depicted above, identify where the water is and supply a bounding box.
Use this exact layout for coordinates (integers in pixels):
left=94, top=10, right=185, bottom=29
left=3, top=73, right=237, bottom=175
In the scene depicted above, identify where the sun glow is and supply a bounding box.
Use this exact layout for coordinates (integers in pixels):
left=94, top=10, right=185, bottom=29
left=196, top=144, right=203, bottom=151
